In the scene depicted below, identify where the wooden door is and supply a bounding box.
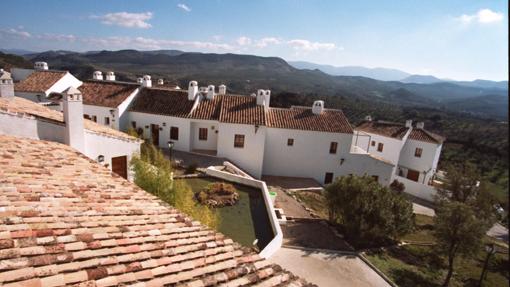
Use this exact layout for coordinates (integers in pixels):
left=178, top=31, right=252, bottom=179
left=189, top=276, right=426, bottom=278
left=407, top=169, right=420, bottom=182
left=151, top=124, right=159, bottom=146
left=324, top=172, right=334, bottom=184
left=111, top=156, right=127, bottom=179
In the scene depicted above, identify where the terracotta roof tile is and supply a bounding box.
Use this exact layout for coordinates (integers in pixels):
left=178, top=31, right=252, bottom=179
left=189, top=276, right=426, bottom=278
left=79, top=80, right=139, bottom=108
left=129, top=88, right=195, bottom=117
left=356, top=121, right=409, bottom=139
left=14, top=71, right=67, bottom=93
left=189, top=96, right=222, bottom=120
left=219, top=95, right=265, bottom=125
left=0, top=135, right=310, bottom=287
left=409, top=128, right=444, bottom=144
left=267, top=106, right=353, bottom=133
left=0, top=97, right=139, bottom=142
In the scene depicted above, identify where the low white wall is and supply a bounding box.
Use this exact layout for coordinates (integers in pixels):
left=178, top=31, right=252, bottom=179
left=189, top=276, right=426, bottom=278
left=394, top=175, right=437, bottom=202
left=224, top=161, right=254, bottom=179
left=205, top=166, right=283, bottom=259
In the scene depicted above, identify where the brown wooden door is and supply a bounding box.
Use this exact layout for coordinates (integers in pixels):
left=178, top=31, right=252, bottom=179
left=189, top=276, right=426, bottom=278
left=112, top=156, right=127, bottom=179
left=151, top=124, right=159, bottom=146
left=324, top=172, right=334, bottom=184
left=407, top=169, right=420, bottom=182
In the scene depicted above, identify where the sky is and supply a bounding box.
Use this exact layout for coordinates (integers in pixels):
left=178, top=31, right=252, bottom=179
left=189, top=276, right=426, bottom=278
left=0, top=0, right=507, bottom=81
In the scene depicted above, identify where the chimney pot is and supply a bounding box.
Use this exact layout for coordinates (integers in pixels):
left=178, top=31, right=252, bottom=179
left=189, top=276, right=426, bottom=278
left=207, top=85, right=215, bottom=100
left=142, top=75, right=152, bottom=88
left=219, top=84, right=227, bottom=95
left=405, top=120, right=413, bottom=128
left=365, top=115, right=372, bottom=122
left=312, top=100, right=325, bottom=115
left=416, top=122, right=425, bottom=129
left=105, top=71, right=115, bottom=81
left=34, top=61, right=49, bottom=70
left=63, top=86, right=85, bottom=153
left=93, top=71, right=103, bottom=80
left=188, top=81, right=198, bottom=100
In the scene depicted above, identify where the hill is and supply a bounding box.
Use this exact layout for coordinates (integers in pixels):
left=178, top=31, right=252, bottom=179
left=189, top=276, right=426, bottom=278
left=0, top=51, right=33, bottom=70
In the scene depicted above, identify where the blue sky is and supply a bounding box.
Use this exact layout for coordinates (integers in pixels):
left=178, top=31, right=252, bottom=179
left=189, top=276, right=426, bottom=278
left=0, top=0, right=507, bottom=81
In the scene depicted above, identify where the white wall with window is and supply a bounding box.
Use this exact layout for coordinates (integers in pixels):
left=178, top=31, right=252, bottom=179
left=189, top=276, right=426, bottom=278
left=190, top=121, right=218, bottom=152
left=397, top=139, right=442, bottom=184
left=83, top=105, right=118, bottom=129
left=352, top=131, right=406, bottom=165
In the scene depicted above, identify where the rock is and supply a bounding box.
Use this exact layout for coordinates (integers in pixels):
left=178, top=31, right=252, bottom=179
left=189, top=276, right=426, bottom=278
left=195, top=182, right=239, bottom=208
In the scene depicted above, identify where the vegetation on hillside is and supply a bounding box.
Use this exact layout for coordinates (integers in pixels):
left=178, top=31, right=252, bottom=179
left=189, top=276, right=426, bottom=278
left=0, top=51, right=32, bottom=70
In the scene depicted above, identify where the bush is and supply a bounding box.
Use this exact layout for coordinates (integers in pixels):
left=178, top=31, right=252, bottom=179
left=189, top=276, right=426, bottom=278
left=185, top=163, right=198, bottom=174
left=196, top=182, right=239, bottom=207
left=390, top=179, right=405, bottom=193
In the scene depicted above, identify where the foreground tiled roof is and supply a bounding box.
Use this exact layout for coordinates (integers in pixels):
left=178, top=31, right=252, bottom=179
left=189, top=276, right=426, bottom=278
left=267, top=107, right=353, bottom=133
left=14, top=70, right=67, bottom=93
left=355, top=121, right=409, bottom=139
left=129, top=88, right=195, bottom=118
left=0, top=97, right=139, bottom=142
left=408, top=128, right=444, bottom=144
left=79, top=80, right=139, bottom=108
left=219, top=95, right=266, bottom=126
left=0, top=135, right=311, bottom=287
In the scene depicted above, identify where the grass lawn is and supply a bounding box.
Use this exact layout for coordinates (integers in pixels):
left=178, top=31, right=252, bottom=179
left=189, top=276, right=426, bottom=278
left=292, top=190, right=329, bottom=219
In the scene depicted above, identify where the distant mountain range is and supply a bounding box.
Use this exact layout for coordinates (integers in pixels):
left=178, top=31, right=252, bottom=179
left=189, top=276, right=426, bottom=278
left=0, top=49, right=507, bottom=119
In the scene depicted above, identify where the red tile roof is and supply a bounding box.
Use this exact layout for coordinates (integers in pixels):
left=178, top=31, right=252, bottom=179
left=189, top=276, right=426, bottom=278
left=14, top=70, right=67, bottom=93
left=219, top=95, right=266, bottom=126
left=79, top=80, right=139, bottom=108
left=0, top=97, right=139, bottom=142
left=129, top=88, right=195, bottom=117
left=0, top=135, right=311, bottom=287
left=356, top=121, right=410, bottom=139
left=267, top=106, right=353, bottom=133
left=188, top=96, right=222, bottom=120
left=409, top=128, right=444, bottom=144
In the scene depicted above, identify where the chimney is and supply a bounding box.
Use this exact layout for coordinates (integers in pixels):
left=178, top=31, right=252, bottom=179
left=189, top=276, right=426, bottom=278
left=365, top=115, right=372, bottom=122
left=256, top=89, right=265, bottom=106
left=105, top=71, right=115, bottom=81
left=142, top=75, right=152, bottom=88
left=137, top=77, right=143, bottom=84
left=157, top=79, right=164, bottom=85
left=405, top=120, right=413, bottom=128
left=207, top=85, right=215, bottom=100
left=264, top=90, right=271, bottom=110
left=188, top=81, right=198, bottom=100
left=34, top=62, right=49, bottom=70
left=416, top=122, right=425, bottom=129
left=63, top=87, right=85, bottom=153
left=312, top=100, right=324, bottom=115
left=0, top=69, right=15, bottom=98
left=92, top=71, right=103, bottom=80
left=219, top=84, right=227, bottom=95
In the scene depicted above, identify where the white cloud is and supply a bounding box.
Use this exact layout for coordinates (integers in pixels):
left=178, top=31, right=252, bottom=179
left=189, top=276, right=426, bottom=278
left=92, top=12, right=153, bottom=29
left=81, top=36, right=234, bottom=51
left=0, top=28, right=31, bottom=39
left=236, top=36, right=252, bottom=46
left=37, top=33, right=76, bottom=42
left=177, top=4, right=191, bottom=12
left=255, top=37, right=281, bottom=48
left=287, top=39, right=336, bottom=51
left=457, top=9, right=504, bottom=24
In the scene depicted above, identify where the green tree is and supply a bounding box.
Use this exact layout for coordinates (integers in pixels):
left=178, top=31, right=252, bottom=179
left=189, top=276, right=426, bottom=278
left=433, top=201, right=485, bottom=287
left=325, top=175, right=414, bottom=245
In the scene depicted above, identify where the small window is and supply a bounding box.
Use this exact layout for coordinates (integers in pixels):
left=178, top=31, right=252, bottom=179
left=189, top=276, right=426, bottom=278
left=91, top=115, right=97, bottom=123
left=84, top=114, right=91, bottom=120
left=131, top=121, right=136, bottom=128
left=329, top=142, right=338, bottom=154
left=234, top=134, right=245, bottom=148
left=170, top=127, right=179, bottom=140
left=324, top=172, right=334, bottom=184
left=104, top=117, right=110, bottom=125
left=371, top=140, right=376, bottom=147
left=377, top=143, right=384, bottom=152
left=372, top=175, right=379, bottom=182
left=199, top=128, right=208, bottom=141
left=287, top=138, right=294, bottom=146
left=415, top=147, right=423, bottom=158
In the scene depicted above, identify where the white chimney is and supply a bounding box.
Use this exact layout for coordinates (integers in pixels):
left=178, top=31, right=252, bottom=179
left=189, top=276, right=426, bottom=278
left=92, top=71, right=103, bottom=80
left=365, top=115, right=372, bottom=122
left=63, top=86, right=85, bottom=153
left=416, top=122, right=425, bottom=129
left=188, top=81, right=198, bottom=100
left=219, top=84, right=227, bottom=95
left=256, top=89, right=265, bottom=106
left=34, top=62, right=49, bottom=70
left=405, top=120, right=413, bottom=128
left=142, top=75, right=152, bottom=88
left=105, top=71, right=115, bottom=81
left=0, top=69, right=14, bottom=98
left=137, top=77, right=143, bottom=84
left=264, top=90, right=271, bottom=110
left=157, top=79, right=164, bottom=85
left=312, top=100, right=324, bottom=115
left=207, top=85, right=215, bottom=100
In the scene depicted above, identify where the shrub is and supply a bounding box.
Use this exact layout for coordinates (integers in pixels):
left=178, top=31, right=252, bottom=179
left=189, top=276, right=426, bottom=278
left=185, top=163, right=198, bottom=174
left=390, top=179, right=405, bottom=193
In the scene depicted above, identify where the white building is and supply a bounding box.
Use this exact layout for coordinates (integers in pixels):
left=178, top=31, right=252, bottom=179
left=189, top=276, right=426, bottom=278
left=0, top=69, right=142, bottom=180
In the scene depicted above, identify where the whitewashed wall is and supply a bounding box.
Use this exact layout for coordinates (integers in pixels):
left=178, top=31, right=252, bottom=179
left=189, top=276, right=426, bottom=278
left=398, top=139, right=442, bottom=184
left=342, top=152, right=395, bottom=186
left=0, top=112, right=39, bottom=138
left=353, top=130, right=405, bottom=165
left=394, top=175, right=438, bottom=202
left=263, top=127, right=353, bottom=184
left=14, top=91, right=43, bottom=102
left=83, top=105, right=118, bottom=129
left=190, top=120, right=218, bottom=151
left=128, top=111, right=191, bottom=151
left=217, top=123, right=266, bottom=178
left=10, top=68, right=34, bottom=81
left=117, top=88, right=140, bottom=130
left=46, top=73, right=82, bottom=96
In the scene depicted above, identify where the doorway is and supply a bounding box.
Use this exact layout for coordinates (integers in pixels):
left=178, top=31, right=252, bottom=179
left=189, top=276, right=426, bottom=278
left=407, top=169, right=420, bottom=182
left=111, top=156, right=128, bottom=179
left=151, top=124, right=159, bottom=146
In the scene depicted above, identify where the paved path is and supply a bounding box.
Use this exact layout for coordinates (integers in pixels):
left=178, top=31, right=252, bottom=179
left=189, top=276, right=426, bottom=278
left=262, top=175, right=322, bottom=190
left=269, top=247, right=391, bottom=287
left=270, top=187, right=312, bottom=218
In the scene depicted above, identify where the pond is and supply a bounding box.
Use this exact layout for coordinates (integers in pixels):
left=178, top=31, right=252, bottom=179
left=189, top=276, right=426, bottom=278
left=179, top=177, right=274, bottom=250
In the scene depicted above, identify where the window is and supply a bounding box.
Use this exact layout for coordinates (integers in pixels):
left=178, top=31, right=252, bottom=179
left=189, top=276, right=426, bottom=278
left=372, top=175, right=379, bottom=182
left=84, top=114, right=91, bottom=120
left=324, top=172, right=334, bottom=184
left=371, top=140, right=376, bottom=147
left=91, top=115, right=97, bottom=123
left=131, top=121, right=136, bottom=129
left=377, top=142, right=384, bottom=152
left=199, top=128, right=208, bottom=141
left=234, top=134, right=245, bottom=148
left=104, top=117, right=110, bottom=125
left=415, top=147, right=423, bottom=158
left=170, top=127, right=179, bottom=140
left=329, top=142, right=338, bottom=154
left=287, top=138, right=294, bottom=146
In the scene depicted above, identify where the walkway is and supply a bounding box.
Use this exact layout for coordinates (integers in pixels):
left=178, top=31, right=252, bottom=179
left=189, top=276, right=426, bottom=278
left=270, top=187, right=312, bottom=219
left=269, top=247, right=391, bottom=287
left=262, top=175, right=322, bottom=190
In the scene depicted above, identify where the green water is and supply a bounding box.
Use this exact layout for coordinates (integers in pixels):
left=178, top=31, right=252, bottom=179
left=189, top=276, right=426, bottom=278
left=180, top=177, right=274, bottom=249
